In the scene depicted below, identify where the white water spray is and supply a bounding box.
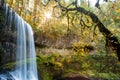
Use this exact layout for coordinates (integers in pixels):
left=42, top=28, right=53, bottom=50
left=0, top=4, right=38, bottom=80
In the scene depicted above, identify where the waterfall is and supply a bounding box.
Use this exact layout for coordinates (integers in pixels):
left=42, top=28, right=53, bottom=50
left=0, top=4, right=38, bottom=80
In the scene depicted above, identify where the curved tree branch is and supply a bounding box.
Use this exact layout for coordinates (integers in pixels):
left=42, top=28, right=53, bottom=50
left=55, top=0, right=120, bottom=61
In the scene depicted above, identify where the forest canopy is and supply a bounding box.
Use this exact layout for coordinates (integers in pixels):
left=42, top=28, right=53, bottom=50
left=4, top=0, right=120, bottom=61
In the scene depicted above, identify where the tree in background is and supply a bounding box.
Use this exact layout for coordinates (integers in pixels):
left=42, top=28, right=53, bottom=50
left=5, top=0, right=120, bottom=61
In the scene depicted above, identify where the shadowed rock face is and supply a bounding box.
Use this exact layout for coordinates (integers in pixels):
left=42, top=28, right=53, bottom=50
left=56, top=76, right=89, bottom=80
left=0, top=69, right=15, bottom=80
left=0, top=5, right=17, bottom=66
left=34, top=31, right=80, bottom=49
left=56, top=76, right=107, bottom=80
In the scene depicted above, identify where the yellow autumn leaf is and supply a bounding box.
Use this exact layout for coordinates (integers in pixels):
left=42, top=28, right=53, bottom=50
left=117, top=16, right=120, bottom=19
left=86, top=22, right=92, bottom=26
left=55, top=62, right=63, bottom=68
left=104, top=16, right=107, bottom=20
left=116, top=8, right=120, bottom=13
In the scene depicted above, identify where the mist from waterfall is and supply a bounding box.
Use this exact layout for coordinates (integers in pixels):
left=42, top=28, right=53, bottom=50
left=0, top=4, right=38, bottom=80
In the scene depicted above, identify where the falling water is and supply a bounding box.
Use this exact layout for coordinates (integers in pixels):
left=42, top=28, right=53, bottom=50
left=0, top=4, right=38, bottom=80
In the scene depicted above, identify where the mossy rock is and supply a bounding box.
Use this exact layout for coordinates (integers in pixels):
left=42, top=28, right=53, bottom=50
left=0, top=62, right=16, bottom=71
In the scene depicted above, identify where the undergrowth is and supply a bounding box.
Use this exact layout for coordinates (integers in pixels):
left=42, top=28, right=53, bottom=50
left=37, top=50, right=120, bottom=80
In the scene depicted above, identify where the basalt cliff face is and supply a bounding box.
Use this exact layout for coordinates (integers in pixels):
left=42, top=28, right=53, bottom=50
left=34, top=31, right=80, bottom=49
left=0, top=6, right=17, bottom=67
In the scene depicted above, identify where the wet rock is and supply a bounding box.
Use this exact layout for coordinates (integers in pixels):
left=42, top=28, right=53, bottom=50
left=56, top=76, right=89, bottom=80
left=56, top=76, right=108, bottom=80
left=0, top=4, right=17, bottom=66
left=0, top=69, right=15, bottom=80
